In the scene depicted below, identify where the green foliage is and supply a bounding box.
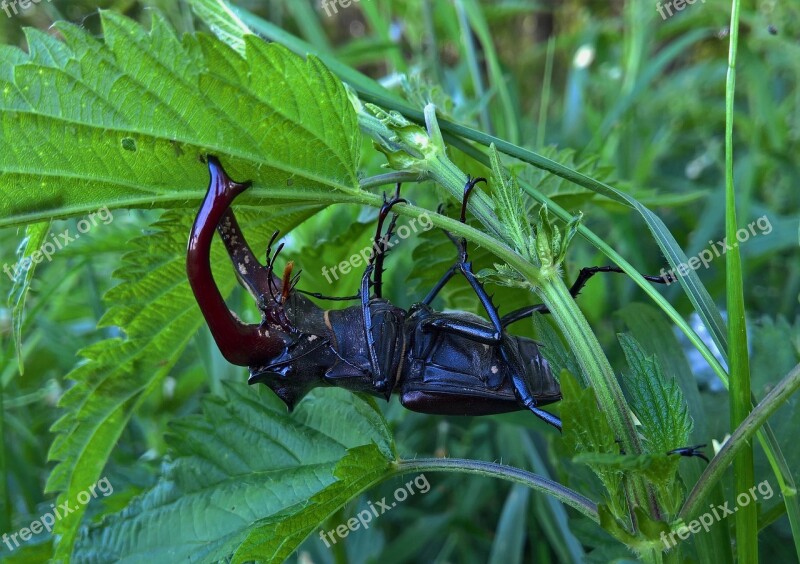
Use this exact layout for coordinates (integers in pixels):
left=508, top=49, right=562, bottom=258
left=0, top=0, right=797, bottom=562
left=73, top=385, right=394, bottom=562
left=0, top=9, right=364, bottom=560
left=7, top=222, right=50, bottom=370
left=559, top=371, right=624, bottom=518
left=488, top=144, right=533, bottom=260
left=0, top=11, right=360, bottom=229
left=619, top=334, right=693, bottom=459
left=45, top=208, right=317, bottom=559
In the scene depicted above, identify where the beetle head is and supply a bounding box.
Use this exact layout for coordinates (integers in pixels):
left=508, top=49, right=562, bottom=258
left=247, top=330, right=334, bottom=410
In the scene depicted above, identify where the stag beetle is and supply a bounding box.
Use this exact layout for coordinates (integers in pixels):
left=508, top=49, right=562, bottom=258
left=186, top=156, right=708, bottom=460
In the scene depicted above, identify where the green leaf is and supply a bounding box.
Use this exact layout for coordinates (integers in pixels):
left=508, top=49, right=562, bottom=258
left=45, top=206, right=318, bottom=561
left=613, top=303, right=707, bottom=443
left=488, top=484, right=530, bottom=564
left=189, top=0, right=250, bottom=54
left=0, top=11, right=360, bottom=228
left=233, top=445, right=391, bottom=563
left=618, top=333, right=693, bottom=457
left=1, top=12, right=364, bottom=560
left=559, top=371, right=625, bottom=519
left=530, top=313, right=580, bottom=380
left=74, top=385, right=395, bottom=562
left=7, top=221, right=50, bottom=372
left=488, top=144, right=533, bottom=259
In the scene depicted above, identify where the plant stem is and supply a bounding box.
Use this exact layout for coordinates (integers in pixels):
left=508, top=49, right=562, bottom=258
left=358, top=171, right=422, bottom=191
left=536, top=274, right=654, bottom=519
left=680, top=362, right=800, bottom=521
left=722, top=1, right=755, bottom=562
left=395, top=457, right=599, bottom=523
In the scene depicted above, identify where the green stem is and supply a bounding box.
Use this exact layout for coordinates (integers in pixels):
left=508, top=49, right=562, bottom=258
left=395, top=458, right=599, bottom=523
left=722, top=1, right=755, bottom=562
left=680, top=363, right=800, bottom=521
left=537, top=274, right=653, bottom=519
left=358, top=171, right=422, bottom=190
left=537, top=278, right=639, bottom=454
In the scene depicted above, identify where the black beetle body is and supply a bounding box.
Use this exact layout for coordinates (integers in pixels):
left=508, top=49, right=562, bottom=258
left=187, top=157, right=563, bottom=429
left=187, top=156, right=711, bottom=462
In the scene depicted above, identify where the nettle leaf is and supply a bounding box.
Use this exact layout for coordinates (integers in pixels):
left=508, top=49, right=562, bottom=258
left=618, top=333, right=693, bottom=456
left=0, top=11, right=360, bottom=228
left=190, top=0, right=251, bottom=54
left=488, top=144, right=533, bottom=259
left=1, top=10, right=362, bottom=560
left=559, top=371, right=626, bottom=518
left=530, top=313, right=580, bottom=381
left=46, top=207, right=318, bottom=560
left=74, top=385, right=395, bottom=563
left=617, top=334, right=694, bottom=514
left=234, top=445, right=390, bottom=562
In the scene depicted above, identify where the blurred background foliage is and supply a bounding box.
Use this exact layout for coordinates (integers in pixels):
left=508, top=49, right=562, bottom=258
left=0, top=0, right=797, bottom=562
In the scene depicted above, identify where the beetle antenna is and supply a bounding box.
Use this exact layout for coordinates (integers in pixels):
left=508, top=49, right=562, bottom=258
left=266, top=242, right=286, bottom=301
left=264, top=232, right=283, bottom=298
left=289, top=269, right=302, bottom=294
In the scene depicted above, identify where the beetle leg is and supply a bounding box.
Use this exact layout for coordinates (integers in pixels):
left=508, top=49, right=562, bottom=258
left=187, top=156, right=285, bottom=366
left=667, top=444, right=710, bottom=463
left=500, top=266, right=677, bottom=328
left=421, top=261, right=503, bottom=343
left=618, top=441, right=710, bottom=462
left=371, top=184, right=407, bottom=299
left=423, top=177, right=501, bottom=339
left=421, top=262, right=562, bottom=430
left=497, top=338, right=562, bottom=430
left=296, top=289, right=360, bottom=301
left=428, top=177, right=562, bottom=430
left=291, top=186, right=406, bottom=303
left=360, top=263, right=388, bottom=395
left=422, top=176, right=486, bottom=306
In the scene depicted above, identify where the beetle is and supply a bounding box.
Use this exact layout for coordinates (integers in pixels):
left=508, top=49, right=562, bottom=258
left=186, top=156, right=708, bottom=460
left=187, top=156, right=564, bottom=426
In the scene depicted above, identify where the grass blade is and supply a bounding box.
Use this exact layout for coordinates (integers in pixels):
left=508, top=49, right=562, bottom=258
left=723, top=2, right=756, bottom=561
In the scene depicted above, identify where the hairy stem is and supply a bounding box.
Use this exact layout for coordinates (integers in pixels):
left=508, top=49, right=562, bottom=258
left=395, top=458, right=599, bottom=523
